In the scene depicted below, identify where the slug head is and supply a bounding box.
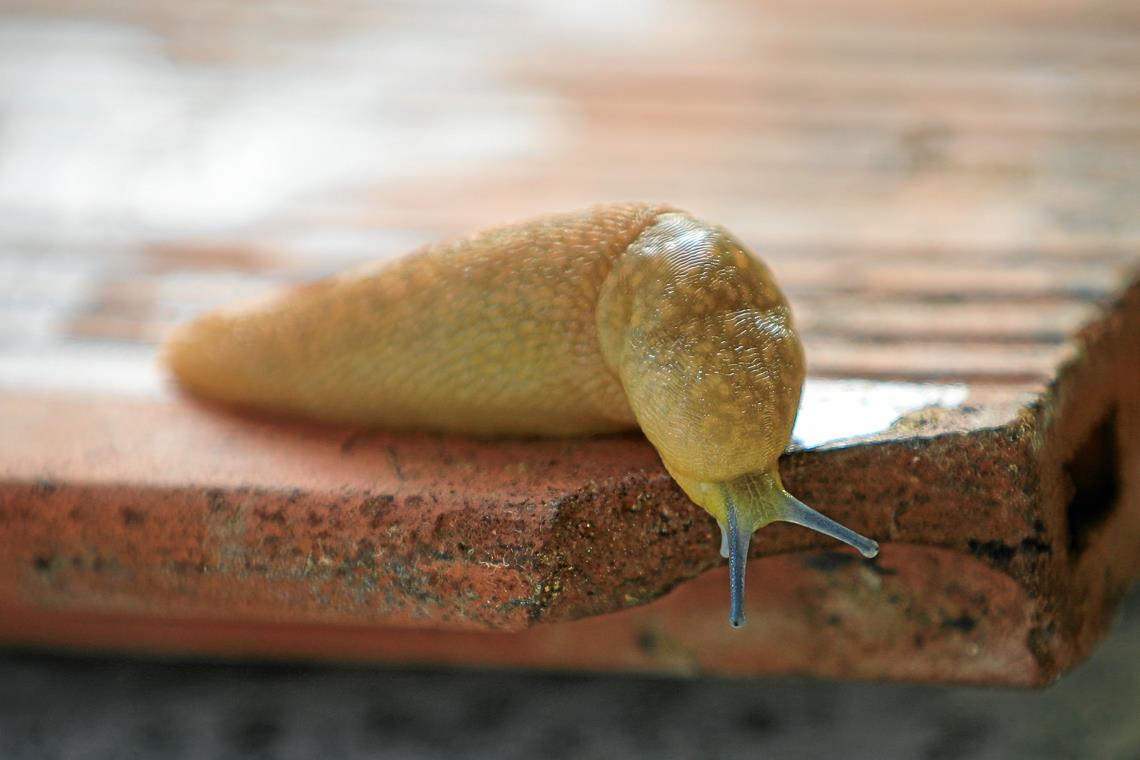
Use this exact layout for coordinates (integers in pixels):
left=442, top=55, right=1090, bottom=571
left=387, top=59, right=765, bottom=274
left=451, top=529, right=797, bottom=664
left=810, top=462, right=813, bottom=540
left=597, top=212, right=877, bottom=627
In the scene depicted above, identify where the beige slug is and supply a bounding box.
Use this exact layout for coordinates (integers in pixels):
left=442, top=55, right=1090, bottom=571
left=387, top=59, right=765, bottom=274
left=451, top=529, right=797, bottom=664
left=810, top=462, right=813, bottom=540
left=164, top=202, right=878, bottom=627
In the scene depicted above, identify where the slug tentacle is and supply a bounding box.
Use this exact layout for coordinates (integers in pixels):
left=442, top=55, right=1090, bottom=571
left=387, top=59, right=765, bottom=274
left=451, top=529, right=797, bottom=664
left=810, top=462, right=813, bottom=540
left=776, top=490, right=880, bottom=559
left=707, top=471, right=877, bottom=626
left=722, top=487, right=751, bottom=629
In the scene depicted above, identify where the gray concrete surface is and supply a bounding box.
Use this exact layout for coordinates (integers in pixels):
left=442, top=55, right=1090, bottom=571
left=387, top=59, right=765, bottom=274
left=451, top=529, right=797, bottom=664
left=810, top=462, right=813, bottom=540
left=2, top=588, right=1138, bottom=760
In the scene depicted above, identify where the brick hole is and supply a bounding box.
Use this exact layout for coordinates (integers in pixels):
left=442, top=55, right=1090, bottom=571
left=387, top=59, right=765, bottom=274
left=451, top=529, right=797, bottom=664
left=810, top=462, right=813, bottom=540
left=1064, top=404, right=1121, bottom=558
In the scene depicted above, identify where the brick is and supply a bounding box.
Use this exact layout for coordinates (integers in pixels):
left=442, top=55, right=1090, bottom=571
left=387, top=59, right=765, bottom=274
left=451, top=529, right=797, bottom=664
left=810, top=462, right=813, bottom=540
left=1, top=278, right=1137, bottom=684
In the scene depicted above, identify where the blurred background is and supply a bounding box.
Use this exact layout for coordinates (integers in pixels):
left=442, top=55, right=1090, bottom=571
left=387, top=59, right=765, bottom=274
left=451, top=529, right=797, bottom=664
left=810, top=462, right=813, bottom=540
left=0, top=588, right=1138, bottom=759
left=1, top=0, right=1136, bottom=392
left=0, top=592, right=1130, bottom=760
left=1, top=0, right=1138, bottom=757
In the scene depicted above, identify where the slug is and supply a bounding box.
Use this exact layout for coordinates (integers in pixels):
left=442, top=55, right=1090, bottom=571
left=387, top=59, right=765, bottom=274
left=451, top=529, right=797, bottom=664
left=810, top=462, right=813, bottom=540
left=164, top=202, right=878, bottom=627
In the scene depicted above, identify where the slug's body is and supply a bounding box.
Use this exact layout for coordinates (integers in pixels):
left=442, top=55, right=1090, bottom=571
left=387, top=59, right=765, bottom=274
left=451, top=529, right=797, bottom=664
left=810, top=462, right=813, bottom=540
left=165, top=203, right=878, bottom=627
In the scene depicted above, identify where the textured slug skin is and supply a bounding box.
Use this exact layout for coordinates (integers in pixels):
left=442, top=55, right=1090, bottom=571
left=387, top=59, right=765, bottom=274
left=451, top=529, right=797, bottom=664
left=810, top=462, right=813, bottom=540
left=165, top=204, right=667, bottom=437
left=596, top=211, right=803, bottom=495
left=166, top=203, right=877, bottom=626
